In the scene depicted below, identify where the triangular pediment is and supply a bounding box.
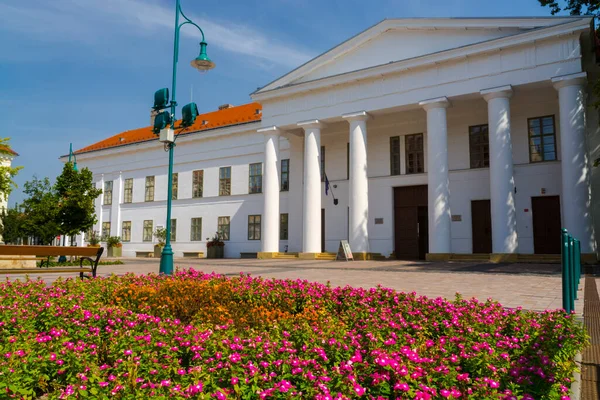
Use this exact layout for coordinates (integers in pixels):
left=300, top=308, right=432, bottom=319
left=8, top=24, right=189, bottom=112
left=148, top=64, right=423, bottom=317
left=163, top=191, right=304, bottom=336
left=254, top=17, right=589, bottom=94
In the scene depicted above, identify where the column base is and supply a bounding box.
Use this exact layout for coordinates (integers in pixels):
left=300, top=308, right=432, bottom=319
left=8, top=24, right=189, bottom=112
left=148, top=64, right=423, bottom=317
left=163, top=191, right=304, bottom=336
left=257, top=252, right=278, bottom=259
left=299, top=252, right=320, bottom=260
left=352, top=252, right=385, bottom=261
left=425, top=253, right=452, bottom=262
left=490, top=253, right=518, bottom=263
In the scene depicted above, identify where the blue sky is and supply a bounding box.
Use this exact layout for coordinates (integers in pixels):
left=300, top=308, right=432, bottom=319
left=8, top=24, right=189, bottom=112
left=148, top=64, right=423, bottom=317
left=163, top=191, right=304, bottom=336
left=2, top=0, right=564, bottom=205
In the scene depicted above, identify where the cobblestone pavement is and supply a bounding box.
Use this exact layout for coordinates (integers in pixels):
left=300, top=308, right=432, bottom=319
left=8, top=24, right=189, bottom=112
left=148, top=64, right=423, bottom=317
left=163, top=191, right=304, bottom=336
left=1, top=258, right=584, bottom=312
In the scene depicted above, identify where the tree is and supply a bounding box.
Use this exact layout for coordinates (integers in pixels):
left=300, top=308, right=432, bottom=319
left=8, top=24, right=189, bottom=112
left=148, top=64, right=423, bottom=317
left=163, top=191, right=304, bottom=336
left=538, top=0, right=600, bottom=16
left=0, top=205, right=26, bottom=244
left=0, top=138, right=23, bottom=202
left=55, top=162, right=102, bottom=238
left=20, top=177, right=60, bottom=245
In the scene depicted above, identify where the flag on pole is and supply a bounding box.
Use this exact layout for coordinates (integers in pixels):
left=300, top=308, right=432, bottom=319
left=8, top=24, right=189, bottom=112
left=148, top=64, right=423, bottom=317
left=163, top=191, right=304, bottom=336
left=325, top=174, right=330, bottom=196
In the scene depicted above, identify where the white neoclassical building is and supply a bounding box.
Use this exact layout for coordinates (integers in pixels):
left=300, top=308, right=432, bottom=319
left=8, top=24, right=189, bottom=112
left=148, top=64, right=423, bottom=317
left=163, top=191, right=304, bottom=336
left=71, top=17, right=600, bottom=262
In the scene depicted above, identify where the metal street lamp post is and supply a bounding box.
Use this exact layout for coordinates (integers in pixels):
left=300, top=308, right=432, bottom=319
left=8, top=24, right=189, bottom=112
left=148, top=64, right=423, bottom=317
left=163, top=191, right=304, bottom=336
left=156, top=0, right=215, bottom=275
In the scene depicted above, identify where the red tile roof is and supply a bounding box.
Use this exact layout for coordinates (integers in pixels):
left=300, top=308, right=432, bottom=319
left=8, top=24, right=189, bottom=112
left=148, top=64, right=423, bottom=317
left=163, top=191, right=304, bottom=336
left=0, top=145, right=18, bottom=156
left=75, top=102, right=262, bottom=154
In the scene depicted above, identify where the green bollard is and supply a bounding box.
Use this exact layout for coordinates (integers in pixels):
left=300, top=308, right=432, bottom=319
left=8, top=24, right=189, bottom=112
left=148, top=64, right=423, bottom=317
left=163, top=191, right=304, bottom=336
left=574, top=239, right=581, bottom=283
left=569, top=235, right=577, bottom=303
left=561, top=229, right=572, bottom=313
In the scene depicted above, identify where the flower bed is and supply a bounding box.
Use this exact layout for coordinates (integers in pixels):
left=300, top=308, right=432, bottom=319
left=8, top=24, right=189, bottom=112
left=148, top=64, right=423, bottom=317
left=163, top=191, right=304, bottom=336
left=0, top=269, right=586, bottom=399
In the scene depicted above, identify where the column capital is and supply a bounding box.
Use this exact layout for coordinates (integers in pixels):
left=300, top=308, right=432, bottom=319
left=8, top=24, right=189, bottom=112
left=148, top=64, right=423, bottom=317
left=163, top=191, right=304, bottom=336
left=419, top=97, right=450, bottom=111
left=342, top=111, right=371, bottom=122
left=480, top=85, right=513, bottom=101
left=257, top=125, right=282, bottom=135
left=552, top=72, right=587, bottom=90
left=297, top=119, right=325, bottom=130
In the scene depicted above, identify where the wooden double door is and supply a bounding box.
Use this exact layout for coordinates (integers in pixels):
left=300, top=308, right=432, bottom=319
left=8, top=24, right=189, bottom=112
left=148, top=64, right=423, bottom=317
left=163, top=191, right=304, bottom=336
left=394, top=185, right=428, bottom=260
left=532, top=196, right=561, bottom=254
left=471, top=200, right=492, bottom=254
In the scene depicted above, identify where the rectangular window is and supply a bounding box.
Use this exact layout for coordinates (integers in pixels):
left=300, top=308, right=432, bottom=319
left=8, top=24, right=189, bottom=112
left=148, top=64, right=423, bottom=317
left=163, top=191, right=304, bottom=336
left=171, top=173, right=178, bottom=200
left=281, top=159, right=289, bottom=191
left=249, top=163, right=263, bottom=194
left=405, top=133, right=424, bottom=174
left=280, top=213, right=288, bottom=240
left=121, top=221, right=131, bottom=242
left=528, top=115, right=557, bottom=162
left=145, top=176, right=155, bottom=202
left=218, top=216, right=230, bottom=241
left=103, top=181, right=113, bottom=205
left=320, top=146, right=326, bottom=182
left=219, top=167, right=231, bottom=196
left=190, top=218, right=202, bottom=241
left=192, top=170, right=204, bottom=198
left=170, top=219, right=176, bottom=242
left=248, top=215, right=261, bottom=240
left=390, top=136, right=401, bottom=176
left=143, top=220, right=153, bottom=242
left=123, top=178, right=133, bottom=203
left=469, top=124, right=490, bottom=169
left=102, top=222, right=111, bottom=239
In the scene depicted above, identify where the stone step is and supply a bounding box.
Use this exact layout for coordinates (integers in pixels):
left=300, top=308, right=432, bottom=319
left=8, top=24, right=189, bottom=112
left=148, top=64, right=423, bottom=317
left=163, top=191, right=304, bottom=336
left=450, top=254, right=490, bottom=261
left=517, top=254, right=561, bottom=263
left=316, top=253, right=337, bottom=260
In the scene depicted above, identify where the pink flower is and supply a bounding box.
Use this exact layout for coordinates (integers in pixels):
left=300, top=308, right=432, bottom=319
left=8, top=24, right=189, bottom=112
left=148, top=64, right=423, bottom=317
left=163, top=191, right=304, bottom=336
left=353, top=384, right=365, bottom=396
left=214, top=391, right=227, bottom=399
left=394, top=383, right=410, bottom=392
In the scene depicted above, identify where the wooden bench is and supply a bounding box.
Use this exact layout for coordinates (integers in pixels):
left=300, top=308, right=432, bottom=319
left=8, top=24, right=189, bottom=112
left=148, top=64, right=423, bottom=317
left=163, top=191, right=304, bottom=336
left=0, top=245, right=104, bottom=280
left=135, top=251, right=154, bottom=258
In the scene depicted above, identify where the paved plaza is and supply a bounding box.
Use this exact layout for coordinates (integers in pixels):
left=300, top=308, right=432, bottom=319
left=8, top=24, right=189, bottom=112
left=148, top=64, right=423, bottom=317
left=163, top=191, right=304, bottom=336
left=2, top=258, right=587, bottom=312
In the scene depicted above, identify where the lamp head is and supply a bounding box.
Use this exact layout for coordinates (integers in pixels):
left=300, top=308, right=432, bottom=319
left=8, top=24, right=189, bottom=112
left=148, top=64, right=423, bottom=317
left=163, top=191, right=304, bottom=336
left=191, top=41, right=215, bottom=72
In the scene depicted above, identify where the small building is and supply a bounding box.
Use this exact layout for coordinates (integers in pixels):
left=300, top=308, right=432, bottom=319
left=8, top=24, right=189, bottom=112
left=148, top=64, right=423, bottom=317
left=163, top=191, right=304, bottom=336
left=0, top=145, right=19, bottom=244
left=69, top=17, right=600, bottom=261
left=0, top=145, right=18, bottom=214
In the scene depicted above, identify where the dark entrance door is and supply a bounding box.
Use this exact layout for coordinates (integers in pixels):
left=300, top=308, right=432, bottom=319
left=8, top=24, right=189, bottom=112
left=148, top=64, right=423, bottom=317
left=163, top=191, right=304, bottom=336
left=393, top=185, right=428, bottom=260
left=532, top=196, right=561, bottom=254
left=417, top=206, right=429, bottom=260
left=321, top=208, right=325, bottom=253
left=471, top=200, right=492, bottom=254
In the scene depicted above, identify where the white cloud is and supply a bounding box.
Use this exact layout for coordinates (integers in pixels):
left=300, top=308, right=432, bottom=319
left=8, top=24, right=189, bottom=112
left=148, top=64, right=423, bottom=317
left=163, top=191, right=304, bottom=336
left=0, top=0, right=314, bottom=68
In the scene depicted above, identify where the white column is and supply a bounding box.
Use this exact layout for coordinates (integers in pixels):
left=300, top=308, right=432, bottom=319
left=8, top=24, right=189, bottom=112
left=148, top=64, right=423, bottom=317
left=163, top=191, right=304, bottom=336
left=481, top=85, right=518, bottom=254
left=343, top=111, right=371, bottom=253
left=287, top=134, right=304, bottom=252
left=111, top=172, right=122, bottom=237
left=96, top=174, right=104, bottom=237
left=258, top=126, right=281, bottom=253
left=419, top=97, right=451, bottom=254
left=298, top=120, right=324, bottom=254
left=552, top=72, right=596, bottom=253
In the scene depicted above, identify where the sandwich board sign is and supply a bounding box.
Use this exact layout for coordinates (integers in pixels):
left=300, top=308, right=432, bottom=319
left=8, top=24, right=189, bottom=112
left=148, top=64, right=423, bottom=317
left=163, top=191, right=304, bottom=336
left=336, top=240, right=353, bottom=261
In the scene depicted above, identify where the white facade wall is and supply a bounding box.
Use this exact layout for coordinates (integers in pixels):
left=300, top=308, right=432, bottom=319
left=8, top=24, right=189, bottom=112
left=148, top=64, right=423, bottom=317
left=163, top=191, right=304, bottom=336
left=81, top=127, right=290, bottom=258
